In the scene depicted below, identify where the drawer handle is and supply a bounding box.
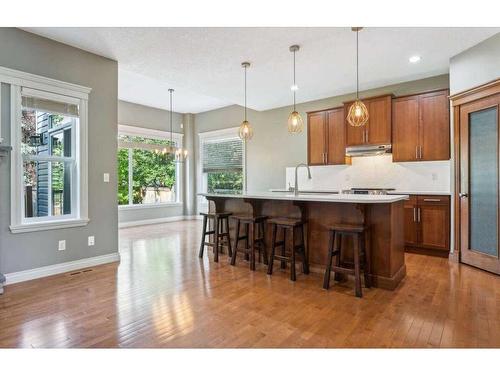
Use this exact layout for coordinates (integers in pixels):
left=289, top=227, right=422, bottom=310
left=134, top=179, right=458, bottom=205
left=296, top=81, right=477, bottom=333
left=423, top=198, right=441, bottom=202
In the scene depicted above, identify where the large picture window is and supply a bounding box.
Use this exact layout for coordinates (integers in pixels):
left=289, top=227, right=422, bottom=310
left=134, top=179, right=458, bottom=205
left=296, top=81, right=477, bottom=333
left=4, top=66, right=90, bottom=234
left=118, top=126, right=182, bottom=207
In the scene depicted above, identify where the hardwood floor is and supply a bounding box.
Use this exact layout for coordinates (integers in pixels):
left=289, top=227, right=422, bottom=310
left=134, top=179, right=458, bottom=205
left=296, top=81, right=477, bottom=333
left=1, top=219, right=499, bottom=348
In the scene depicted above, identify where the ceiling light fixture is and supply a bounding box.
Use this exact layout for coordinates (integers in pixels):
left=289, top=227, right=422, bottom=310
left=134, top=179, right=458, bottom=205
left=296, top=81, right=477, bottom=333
left=409, top=55, right=421, bottom=63
left=288, top=45, right=303, bottom=134
left=170, top=89, right=188, bottom=163
left=238, top=62, right=254, bottom=141
left=347, top=27, right=369, bottom=128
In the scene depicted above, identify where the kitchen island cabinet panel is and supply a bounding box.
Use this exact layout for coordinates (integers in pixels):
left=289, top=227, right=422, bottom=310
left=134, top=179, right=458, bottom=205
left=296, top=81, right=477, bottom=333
left=201, top=192, right=407, bottom=290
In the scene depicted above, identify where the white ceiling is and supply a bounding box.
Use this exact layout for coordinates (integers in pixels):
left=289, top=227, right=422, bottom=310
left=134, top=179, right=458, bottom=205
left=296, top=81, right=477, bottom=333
left=23, top=27, right=499, bottom=113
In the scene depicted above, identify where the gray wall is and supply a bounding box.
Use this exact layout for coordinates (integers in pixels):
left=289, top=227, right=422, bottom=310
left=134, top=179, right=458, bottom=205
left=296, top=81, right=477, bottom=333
left=194, top=74, right=450, bottom=199
left=118, top=100, right=185, bottom=223
left=0, top=28, right=118, bottom=274
left=450, top=32, right=500, bottom=94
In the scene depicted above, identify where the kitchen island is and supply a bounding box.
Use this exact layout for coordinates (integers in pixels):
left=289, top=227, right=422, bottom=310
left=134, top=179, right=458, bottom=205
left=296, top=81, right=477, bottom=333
left=199, top=191, right=409, bottom=290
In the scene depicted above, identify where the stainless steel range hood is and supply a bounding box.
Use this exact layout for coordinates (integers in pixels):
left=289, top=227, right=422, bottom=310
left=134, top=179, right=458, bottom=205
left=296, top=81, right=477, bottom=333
left=345, top=144, right=391, bottom=157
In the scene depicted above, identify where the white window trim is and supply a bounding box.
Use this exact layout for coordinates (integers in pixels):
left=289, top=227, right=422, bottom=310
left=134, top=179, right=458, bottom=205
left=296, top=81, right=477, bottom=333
left=117, top=124, right=184, bottom=209
left=1, top=66, right=91, bottom=234
left=197, top=127, right=246, bottom=211
left=0, top=85, right=3, bottom=144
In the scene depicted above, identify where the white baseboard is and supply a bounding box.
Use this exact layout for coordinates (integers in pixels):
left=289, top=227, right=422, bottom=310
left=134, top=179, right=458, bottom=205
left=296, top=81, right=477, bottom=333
left=185, top=215, right=202, bottom=220
left=4, top=252, right=120, bottom=285
left=119, top=215, right=201, bottom=228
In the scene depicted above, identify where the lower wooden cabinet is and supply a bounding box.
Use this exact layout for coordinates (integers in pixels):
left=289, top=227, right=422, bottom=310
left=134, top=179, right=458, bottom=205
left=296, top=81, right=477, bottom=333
left=404, top=195, right=450, bottom=255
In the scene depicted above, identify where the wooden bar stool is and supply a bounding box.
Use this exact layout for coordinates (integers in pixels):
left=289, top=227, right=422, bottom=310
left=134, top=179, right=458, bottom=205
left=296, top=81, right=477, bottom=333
left=230, top=215, right=268, bottom=271
left=267, top=218, right=309, bottom=281
left=323, top=223, right=371, bottom=297
left=198, top=212, right=233, bottom=262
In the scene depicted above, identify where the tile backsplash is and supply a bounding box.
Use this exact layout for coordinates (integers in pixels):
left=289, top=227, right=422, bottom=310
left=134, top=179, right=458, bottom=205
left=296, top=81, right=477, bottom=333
left=285, top=154, right=451, bottom=193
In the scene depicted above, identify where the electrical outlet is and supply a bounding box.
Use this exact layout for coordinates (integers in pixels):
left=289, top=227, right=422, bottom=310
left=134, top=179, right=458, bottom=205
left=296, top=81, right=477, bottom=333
left=58, top=240, right=66, bottom=251
left=88, top=236, right=95, bottom=246
left=103, top=173, right=110, bottom=183
left=431, top=173, right=438, bottom=181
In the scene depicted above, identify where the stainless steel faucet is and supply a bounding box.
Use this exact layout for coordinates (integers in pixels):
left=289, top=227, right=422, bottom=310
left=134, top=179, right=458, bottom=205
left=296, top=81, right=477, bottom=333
left=294, top=163, right=312, bottom=196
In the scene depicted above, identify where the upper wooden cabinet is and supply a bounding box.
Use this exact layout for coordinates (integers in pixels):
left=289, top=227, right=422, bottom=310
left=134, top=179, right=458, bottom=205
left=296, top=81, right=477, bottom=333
left=392, top=89, right=450, bottom=162
left=307, top=107, right=349, bottom=165
left=344, top=95, right=392, bottom=146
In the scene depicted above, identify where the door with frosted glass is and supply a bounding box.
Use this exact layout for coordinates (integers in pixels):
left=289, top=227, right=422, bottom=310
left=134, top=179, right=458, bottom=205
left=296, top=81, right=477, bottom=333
left=460, top=94, right=500, bottom=274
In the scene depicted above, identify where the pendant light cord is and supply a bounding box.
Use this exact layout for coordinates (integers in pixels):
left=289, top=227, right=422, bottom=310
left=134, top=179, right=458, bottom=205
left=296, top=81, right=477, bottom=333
left=293, top=49, right=296, bottom=111
left=244, top=64, right=247, bottom=122
left=169, top=90, right=173, bottom=145
left=356, top=29, right=359, bottom=100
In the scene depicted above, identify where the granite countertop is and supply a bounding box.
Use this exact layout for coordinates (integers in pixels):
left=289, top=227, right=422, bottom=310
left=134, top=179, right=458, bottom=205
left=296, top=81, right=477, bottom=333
left=388, top=191, right=451, bottom=196
left=199, top=191, right=409, bottom=204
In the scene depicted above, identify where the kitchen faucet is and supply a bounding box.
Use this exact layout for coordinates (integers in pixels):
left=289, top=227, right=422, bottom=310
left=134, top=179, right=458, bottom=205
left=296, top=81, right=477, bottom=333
left=294, top=163, right=312, bottom=196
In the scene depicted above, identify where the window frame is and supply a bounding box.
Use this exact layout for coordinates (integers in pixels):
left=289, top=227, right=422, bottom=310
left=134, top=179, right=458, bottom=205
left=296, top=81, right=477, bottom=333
left=197, top=127, right=246, bottom=212
left=0, top=66, right=91, bottom=234
left=117, top=124, right=183, bottom=210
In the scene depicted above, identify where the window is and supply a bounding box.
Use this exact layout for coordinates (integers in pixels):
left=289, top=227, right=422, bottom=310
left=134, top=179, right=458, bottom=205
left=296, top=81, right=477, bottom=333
left=198, top=127, right=245, bottom=210
left=117, top=125, right=182, bottom=208
left=3, top=66, right=90, bottom=234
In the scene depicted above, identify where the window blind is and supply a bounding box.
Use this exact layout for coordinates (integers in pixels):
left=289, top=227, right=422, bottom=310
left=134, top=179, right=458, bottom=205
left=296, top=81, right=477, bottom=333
left=202, top=138, right=243, bottom=173
left=22, top=96, right=79, bottom=117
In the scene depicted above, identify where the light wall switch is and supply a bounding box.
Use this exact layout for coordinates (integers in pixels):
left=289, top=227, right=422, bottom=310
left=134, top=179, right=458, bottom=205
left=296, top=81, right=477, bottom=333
left=88, top=236, right=95, bottom=246
left=103, top=173, right=110, bottom=183
left=58, top=240, right=66, bottom=251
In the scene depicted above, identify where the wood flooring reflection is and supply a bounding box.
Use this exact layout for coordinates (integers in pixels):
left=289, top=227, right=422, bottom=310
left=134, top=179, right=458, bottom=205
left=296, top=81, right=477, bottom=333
left=1, top=219, right=499, bottom=348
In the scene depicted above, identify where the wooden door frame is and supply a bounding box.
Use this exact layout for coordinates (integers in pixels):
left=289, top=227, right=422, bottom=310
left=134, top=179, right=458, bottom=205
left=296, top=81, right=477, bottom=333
left=450, top=78, right=500, bottom=263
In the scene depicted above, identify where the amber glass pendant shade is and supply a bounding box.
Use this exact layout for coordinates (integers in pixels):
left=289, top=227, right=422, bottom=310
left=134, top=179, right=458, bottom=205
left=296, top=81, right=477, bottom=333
left=238, top=120, right=254, bottom=140
left=287, top=110, right=303, bottom=133
left=347, top=99, right=369, bottom=127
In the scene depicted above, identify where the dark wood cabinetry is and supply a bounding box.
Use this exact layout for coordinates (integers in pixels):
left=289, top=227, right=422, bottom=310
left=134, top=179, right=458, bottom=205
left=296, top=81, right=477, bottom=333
left=307, top=107, right=350, bottom=165
left=392, top=90, right=450, bottom=162
left=344, top=94, right=392, bottom=146
left=404, top=194, right=450, bottom=256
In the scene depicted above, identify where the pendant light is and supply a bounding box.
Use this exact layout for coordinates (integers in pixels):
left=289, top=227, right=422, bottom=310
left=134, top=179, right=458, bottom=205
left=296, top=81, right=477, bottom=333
left=287, top=45, right=303, bottom=134
left=168, top=89, right=187, bottom=163
left=238, top=62, right=254, bottom=141
left=347, top=27, right=369, bottom=128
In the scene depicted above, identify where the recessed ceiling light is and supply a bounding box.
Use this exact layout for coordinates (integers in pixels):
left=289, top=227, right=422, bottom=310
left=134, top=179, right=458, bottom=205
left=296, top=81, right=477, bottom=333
left=290, top=84, right=299, bottom=91
left=409, top=55, right=421, bottom=63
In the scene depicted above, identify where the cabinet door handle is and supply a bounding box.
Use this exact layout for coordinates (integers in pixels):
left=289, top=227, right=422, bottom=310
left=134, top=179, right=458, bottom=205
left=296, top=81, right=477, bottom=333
left=417, top=208, right=421, bottom=222
left=324, top=152, right=328, bottom=164
left=365, top=129, right=368, bottom=143
left=423, top=198, right=441, bottom=202
left=413, top=207, right=416, bottom=222
left=419, top=146, right=423, bottom=159
left=415, top=146, right=418, bottom=159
